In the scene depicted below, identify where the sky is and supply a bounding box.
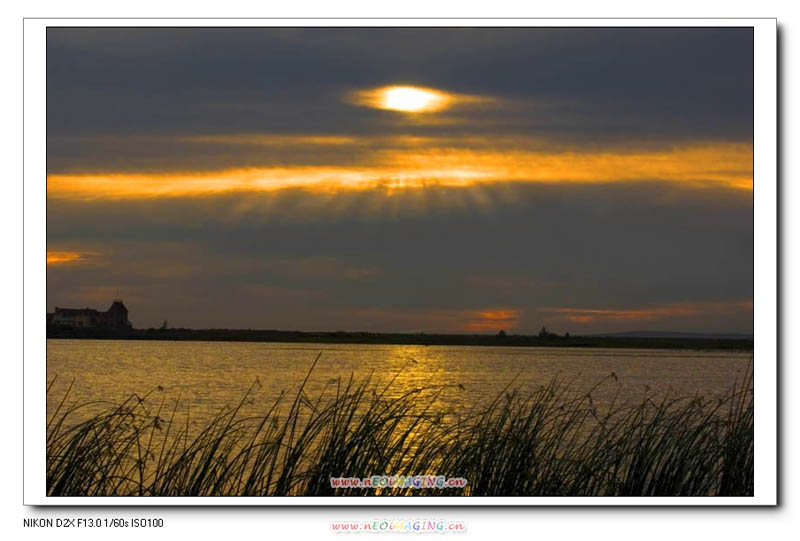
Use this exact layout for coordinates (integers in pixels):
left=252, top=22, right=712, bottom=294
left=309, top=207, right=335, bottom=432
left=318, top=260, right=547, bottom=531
left=46, top=27, right=754, bottom=334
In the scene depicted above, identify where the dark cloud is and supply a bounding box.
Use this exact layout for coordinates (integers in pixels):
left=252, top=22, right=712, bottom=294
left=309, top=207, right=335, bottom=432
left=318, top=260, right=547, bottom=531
left=47, top=27, right=753, bottom=141
left=46, top=27, right=754, bottom=333
left=47, top=181, right=753, bottom=332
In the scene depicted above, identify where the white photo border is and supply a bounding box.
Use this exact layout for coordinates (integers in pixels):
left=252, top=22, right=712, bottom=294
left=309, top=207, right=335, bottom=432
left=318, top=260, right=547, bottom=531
left=23, top=17, right=777, bottom=506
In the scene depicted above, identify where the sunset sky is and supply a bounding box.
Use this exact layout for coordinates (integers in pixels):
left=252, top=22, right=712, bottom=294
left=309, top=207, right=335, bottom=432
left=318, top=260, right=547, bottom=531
left=46, top=27, right=754, bottom=334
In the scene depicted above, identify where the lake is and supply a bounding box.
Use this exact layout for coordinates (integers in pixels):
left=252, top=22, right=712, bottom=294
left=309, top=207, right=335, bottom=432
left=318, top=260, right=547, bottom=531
left=46, top=339, right=752, bottom=431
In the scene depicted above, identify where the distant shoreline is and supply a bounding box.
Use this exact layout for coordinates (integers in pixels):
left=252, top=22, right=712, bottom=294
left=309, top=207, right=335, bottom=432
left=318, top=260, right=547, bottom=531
left=46, top=327, right=753, bottom=351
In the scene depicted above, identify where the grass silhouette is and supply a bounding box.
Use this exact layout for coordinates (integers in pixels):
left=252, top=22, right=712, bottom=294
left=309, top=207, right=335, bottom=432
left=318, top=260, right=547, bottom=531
left=46, top=355, right=753, bottom=497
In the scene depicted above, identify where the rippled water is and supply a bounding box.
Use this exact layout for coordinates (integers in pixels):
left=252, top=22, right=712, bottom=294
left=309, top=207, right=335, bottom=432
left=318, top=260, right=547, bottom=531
left=47, top=339, right=751, bottom=429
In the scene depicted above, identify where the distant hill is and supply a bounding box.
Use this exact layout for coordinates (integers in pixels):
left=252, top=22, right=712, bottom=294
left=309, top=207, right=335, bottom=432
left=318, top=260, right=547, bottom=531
left=592, top=331, right=754, bottom=340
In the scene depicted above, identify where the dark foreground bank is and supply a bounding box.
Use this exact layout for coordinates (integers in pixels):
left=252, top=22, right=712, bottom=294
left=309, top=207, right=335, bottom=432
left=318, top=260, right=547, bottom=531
left=47, top=326, right=753, bottom=350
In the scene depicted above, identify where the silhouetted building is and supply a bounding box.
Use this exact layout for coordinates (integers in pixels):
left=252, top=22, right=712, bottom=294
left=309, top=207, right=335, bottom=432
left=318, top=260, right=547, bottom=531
left=48, top=299, right=131, bottom=329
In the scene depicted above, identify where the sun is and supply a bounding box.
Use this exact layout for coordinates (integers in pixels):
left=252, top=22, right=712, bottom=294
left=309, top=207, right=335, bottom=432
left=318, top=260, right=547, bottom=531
left=380, top=86, right=449, bottom=113
left=348, top=85, right=452, bottom=113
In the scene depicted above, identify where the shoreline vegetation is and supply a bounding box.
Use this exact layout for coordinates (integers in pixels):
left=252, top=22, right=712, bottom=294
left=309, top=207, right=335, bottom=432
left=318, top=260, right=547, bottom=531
left=46, top=355, right=754, bottom=497
left=46, top=326, right=754, bottom=350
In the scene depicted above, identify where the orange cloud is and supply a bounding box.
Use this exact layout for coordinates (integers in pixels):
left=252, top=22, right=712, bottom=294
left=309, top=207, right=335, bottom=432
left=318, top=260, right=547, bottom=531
left=464, top=308, right=521, bottom=332
left=46, top=251, right=96, bottom=265
left=387, top=143, right=753, bottom=189
left=320, top=306, right=521, bottom=333
left=46, top=141, right=752, bottom=201
left=183, top=134, right=361, bottom=146
left=567, top=315, right=595, bottom=323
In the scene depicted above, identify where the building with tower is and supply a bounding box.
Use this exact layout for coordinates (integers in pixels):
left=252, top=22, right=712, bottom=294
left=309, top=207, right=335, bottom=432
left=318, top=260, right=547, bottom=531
left=48, top=299, right=132, bottom=329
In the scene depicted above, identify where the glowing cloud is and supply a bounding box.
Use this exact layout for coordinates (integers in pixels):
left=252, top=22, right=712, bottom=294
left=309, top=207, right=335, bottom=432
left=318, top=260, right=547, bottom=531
left=46, top=251, right=95, bottom=265
left=46, top=141, right=753, bottom=201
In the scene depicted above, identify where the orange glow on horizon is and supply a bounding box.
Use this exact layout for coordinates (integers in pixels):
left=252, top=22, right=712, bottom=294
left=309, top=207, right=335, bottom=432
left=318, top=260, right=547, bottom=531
left=464, top=309, right=521, bottom=332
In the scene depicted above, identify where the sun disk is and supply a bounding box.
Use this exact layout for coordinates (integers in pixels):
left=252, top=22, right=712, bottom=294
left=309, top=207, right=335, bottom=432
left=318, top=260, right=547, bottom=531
left=380, top=86, right=449, bottom=113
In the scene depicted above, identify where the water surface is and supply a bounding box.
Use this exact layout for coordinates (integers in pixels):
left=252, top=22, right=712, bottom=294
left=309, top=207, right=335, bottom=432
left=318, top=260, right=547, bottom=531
left=47, top=339, right=751, bottom=428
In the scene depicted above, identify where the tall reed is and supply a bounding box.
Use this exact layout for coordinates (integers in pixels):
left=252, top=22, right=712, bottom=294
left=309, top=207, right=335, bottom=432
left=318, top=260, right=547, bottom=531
left=46, top=357, right=753, bottom=497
